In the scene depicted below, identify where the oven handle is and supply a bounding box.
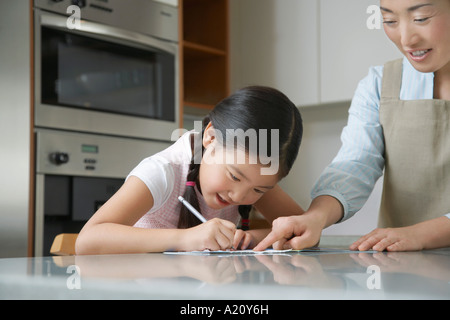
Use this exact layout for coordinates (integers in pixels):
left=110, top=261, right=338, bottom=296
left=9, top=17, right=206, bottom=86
left=40, top=13, right=177, bottom=55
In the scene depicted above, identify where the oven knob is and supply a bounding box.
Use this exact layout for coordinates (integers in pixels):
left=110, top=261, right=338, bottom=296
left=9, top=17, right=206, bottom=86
left=50, top=152, right=69, bottom=165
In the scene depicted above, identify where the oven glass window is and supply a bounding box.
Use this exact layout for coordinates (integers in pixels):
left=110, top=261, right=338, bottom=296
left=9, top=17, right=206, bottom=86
left=41, top=27, right=175, bottom=122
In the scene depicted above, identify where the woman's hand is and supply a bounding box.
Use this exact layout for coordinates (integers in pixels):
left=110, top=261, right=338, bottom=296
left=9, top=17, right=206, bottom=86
left=350, top=216, right=450, bottom=252
left=253, top=213, right=324, bottom=251
left=254, top=195, right=343, bottom=251
left=350, top=226, right=423, bottom=252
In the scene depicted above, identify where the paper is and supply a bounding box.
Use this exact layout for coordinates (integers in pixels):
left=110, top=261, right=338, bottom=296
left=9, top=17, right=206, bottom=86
left=164, top=249, right=294, bottom=255
left=163, top=247, right=375, bottom=255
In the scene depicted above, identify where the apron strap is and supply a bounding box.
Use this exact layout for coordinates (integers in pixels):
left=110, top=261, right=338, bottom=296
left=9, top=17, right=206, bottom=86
left=381, top=59, right=403, bottom=100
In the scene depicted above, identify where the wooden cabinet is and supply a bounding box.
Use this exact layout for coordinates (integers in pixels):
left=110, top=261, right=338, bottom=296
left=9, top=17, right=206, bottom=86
left=179, top=0, right=229, bottom=127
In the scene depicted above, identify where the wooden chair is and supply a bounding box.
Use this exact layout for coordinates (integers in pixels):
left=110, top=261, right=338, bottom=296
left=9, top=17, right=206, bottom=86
left=50, top=233, right=78, bottom=256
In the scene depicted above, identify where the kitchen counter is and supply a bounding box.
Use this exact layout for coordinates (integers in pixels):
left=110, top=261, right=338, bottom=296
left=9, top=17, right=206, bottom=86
left=1, top=238, right=449, bottom=301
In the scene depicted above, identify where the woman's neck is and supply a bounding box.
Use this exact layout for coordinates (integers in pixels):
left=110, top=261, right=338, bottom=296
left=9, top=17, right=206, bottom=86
left=434, top=63, right=450, bottom=100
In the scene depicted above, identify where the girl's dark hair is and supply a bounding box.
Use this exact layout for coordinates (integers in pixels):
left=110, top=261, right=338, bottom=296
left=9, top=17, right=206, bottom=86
left=178, top=86, right=303, bottom=229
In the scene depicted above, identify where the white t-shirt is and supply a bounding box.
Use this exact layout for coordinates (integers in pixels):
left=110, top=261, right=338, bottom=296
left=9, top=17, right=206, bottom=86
left=127, top=131, right=241, bottom=229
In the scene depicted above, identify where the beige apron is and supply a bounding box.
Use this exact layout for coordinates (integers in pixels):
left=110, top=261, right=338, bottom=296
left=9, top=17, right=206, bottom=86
left=378, top=59, right=450, bottom=228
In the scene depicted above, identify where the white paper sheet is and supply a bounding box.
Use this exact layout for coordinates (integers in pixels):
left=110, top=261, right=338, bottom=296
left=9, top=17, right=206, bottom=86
left=163, top=247, right=375, bottom=255
left=164, top=248, right=293, bottom=255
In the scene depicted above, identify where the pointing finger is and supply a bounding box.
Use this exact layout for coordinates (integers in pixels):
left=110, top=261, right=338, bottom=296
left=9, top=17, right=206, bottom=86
left=254, top=230, right=282, bottom=251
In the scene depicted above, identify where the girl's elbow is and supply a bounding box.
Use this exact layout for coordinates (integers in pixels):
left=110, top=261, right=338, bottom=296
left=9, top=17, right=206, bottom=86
left=74, top=233, right=93, bottom=255
left=74, top=235, right=85, bottom=255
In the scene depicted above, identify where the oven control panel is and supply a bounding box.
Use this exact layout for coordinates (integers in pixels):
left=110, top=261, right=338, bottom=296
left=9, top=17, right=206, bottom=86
left=36, top=129, right=170, bottom=178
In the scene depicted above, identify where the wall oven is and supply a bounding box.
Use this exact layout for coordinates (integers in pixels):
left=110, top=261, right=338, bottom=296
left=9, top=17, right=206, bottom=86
left=33, top=0, right=178, bottom=256
left=34, top=129, right=170, bottom=256
left=34, top=0, right=179, bottom=140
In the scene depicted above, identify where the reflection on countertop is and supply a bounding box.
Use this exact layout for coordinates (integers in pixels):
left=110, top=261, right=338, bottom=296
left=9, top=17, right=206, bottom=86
left=0, top=247, right=449, bottom=300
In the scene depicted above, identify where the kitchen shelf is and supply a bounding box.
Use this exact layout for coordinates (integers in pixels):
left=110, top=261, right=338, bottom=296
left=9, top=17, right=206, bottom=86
left=183, top=41, right=227, bottom=58
left=179, top=0, right=229, bottom=126
left=183, top=100, right=216, bottom=110
left=182, top=0, right=228, bottom=51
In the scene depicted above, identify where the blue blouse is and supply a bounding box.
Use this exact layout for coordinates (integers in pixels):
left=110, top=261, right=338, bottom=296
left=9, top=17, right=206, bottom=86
left=311, top=57, right=450, bottom=221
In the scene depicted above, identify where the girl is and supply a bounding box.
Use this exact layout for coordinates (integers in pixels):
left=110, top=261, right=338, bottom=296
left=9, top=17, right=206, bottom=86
left=76, top=86, right=303, bottom=254
left=256, top=0, right=450, bottom=252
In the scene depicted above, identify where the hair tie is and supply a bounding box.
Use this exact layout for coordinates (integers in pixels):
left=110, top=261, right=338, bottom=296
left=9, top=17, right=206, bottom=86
left=241, top=219, right=250, bottom=231
left=186, top=181, right=196, bottom=187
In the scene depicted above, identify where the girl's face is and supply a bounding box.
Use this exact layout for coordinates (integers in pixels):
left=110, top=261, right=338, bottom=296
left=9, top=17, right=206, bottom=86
left=380, top=0, right=450, bottom=74
left=198, top=124, right=279, bottom=210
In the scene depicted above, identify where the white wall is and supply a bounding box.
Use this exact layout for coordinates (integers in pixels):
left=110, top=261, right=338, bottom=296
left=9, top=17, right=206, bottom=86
left=229, top=0, right=392, bottom=235
left=229, top=0, right=319, bottom=106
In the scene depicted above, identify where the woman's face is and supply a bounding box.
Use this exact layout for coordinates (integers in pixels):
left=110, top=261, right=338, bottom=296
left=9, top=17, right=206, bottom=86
left=380, top=0, right=450, bottom=73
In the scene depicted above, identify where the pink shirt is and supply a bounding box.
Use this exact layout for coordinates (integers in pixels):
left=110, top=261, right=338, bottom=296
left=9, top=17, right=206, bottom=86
left=128, top=131, right=240, bottom=229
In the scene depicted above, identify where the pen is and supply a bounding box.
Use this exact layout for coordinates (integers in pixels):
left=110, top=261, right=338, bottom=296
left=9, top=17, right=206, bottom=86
left=178, top=196, right=207, bottom=223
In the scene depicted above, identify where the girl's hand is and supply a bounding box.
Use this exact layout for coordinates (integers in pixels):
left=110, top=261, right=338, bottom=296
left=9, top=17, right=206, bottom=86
left=180, top=218, right=236, bottom=251
left=233, top=229, right=253, bottom=250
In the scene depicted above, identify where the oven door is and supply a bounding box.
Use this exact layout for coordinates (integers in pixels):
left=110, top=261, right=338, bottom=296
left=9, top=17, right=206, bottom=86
left=34, top=10, right=179, bottom=141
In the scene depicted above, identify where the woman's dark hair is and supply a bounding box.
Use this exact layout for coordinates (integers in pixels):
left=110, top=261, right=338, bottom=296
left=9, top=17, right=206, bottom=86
left=178, top=86, right=303, bottom=229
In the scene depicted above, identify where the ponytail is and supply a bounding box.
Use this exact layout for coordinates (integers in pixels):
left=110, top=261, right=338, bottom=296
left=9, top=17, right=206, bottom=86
left=238, top=205, right=251, bottom=231
left=177, top=161, right=202, bottom=229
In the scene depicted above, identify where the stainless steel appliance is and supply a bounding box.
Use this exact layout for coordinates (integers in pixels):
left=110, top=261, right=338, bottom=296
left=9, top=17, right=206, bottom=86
left=34, top=0, right=179, bottom=140
left=32, top=0, right=178, bottom=256
left=34, top=129, right=169, bottom=256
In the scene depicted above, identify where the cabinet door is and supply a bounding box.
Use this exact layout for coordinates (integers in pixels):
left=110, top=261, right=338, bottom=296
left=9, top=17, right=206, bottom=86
left=320, top=0, right=400, bottom=103
left=230, top=0, right=319, bottom=106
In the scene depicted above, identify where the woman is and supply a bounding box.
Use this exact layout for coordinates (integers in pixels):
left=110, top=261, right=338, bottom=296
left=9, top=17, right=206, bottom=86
left=255, top=0, right=450, bottom=252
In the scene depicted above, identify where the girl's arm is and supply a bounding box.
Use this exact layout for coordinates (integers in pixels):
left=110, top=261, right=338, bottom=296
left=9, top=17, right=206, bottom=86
left=76, top=176, right=236, bottom=254
left=76, top=176, right=180, bottom=254
left=233, top=185, right=305, bottom=250
left=253, top=184, right=305, bottom=223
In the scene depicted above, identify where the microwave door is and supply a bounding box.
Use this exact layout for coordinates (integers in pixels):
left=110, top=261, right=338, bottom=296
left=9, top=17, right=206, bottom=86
left=35, top=11, right=179, bottom=141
